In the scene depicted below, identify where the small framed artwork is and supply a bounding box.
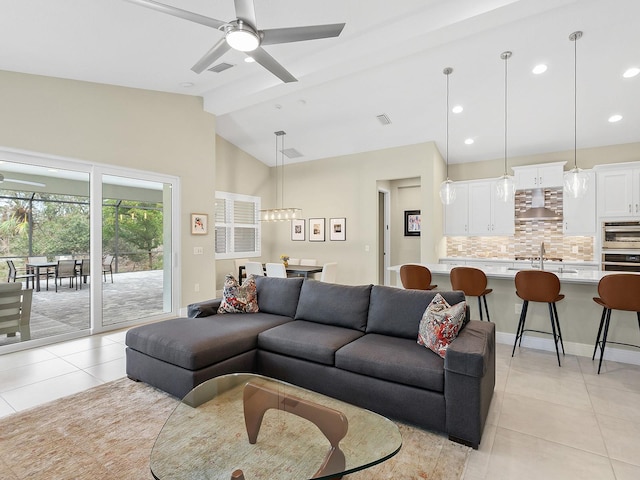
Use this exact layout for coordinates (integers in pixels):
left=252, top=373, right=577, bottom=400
left=191, top=213, right=208, bottom=235
left=330, top=218, right=346, bottom=241
left=309, top=218, right=326, bottom=242
left=291, top=219, right=305, bottom=241
left=404, top=210, right=421, bottom=236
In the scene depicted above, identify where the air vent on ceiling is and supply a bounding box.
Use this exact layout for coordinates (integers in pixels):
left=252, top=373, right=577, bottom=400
left=281, top=148, right=303, bottom=159
left=376, top=113, right=392, bottom=125
left=208, top=62, right=234, bottom=73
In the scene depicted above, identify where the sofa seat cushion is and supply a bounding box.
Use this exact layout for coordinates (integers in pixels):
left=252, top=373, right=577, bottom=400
left=335, top=333, right=445, bottom=393
left=126, top=314, right=292, bottom=370
left=258, top=320, right=364, bottom=366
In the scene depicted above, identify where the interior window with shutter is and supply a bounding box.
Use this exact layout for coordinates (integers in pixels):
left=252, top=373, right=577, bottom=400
left=214, top=191, right=261, bottom=259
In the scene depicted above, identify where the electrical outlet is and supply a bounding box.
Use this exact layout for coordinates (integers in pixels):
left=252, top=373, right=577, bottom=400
left=193, top=247, right=203, bottom=255
left=194, top=283, right=200, bottom=292
left=515, top=303, right=522, bottom=314
left=572, top=245, right=579, bottom=253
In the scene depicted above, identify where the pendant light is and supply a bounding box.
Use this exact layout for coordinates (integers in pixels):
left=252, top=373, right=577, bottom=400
left=564, top=31, right=589, bottom=198
left=495, top=51, right=516, bottom=203
left=439, top=67, right=456, bottom=205
left=260, top=131, right=302, bottom=222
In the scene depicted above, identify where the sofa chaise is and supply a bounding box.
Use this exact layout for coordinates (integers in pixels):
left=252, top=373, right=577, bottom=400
left=125, top=276, right=495, bottom=448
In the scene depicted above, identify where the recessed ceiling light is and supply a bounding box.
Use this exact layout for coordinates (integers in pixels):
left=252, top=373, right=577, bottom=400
left=452, top=105, right=463, bottom=114
left=464, top=138, right=474, bottom=145
left=532, top=64, right=548, bottom=74
left=179, top=82, right=194, bottom=88
left=608, top=114, right=623, bottom=123
left=623, top=67, right=640, bottom=78
left=244, top=57, right=255, bottom=63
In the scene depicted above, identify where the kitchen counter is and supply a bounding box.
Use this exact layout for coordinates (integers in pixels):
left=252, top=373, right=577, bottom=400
left=388, top=263, right=640, bottom=366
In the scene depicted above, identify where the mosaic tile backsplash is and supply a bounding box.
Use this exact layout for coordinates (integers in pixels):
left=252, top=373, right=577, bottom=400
left=446, top=189, right=595, bottom=261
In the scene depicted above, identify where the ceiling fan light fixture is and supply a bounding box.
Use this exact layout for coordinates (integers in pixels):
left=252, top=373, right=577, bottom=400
left=225, top=21, right=260, bottom=52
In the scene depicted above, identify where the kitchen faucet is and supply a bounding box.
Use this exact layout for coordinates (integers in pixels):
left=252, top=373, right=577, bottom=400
left=540, top=241, right=545, bottom=270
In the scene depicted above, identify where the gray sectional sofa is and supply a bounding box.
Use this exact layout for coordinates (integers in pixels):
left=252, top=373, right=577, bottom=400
left=125, top=276, right=495, bottom=449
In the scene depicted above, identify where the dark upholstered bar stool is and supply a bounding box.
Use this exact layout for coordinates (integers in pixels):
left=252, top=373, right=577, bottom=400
left=512, top=270, right=565, bottom=366
left=592, top=274, right=640, bottom=374
left=450, top=267, right=493, bottom=321
left=399, top=265, right=437, bottom=290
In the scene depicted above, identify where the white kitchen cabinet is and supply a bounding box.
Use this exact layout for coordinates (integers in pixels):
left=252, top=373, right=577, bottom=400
left=443, top=183, right=469, bottom=235
left=467, top=180, right=515, bottom=235
left=596, top=165, right=640, bottom=218
left=513, top=162, right=565, bottom=190
left=563, top=169, right=596, bottom=234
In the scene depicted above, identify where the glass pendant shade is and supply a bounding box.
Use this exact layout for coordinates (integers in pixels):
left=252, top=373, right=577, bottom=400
left=495, top=174, right=515, bottom=202
left=439, top=179, right=456, bottom=205
left=563, top=166, right=588, bottom=198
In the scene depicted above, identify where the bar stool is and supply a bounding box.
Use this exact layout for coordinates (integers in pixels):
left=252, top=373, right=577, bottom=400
left=592, top=274, right=640, bottom=374
left=512, top=270, right=565, bottom=366
left=450, top=267, right=492, bottom=321
left=399, top=265, right=437, bottom=290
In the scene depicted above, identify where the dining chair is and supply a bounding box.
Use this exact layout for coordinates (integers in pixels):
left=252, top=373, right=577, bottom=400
left=300, top=259, right=317, bottom=266
left=55, top=259, right=78, bottom=292
left=27, top=256, right=54, bottom=291
left=6, top=260, right=36, bottom=289
left=319, top=262, right=338, bottom=283
left=265, top=263, right=287, bottom=278
left=102, top=255, right=114, bottom=283
left=234, top=258, right=249, bottom=280
left=0, top=282, right=33, bottom=342
left=288, top=258, right=300, bottom=266
left=244, top=261, right=265, bottom=278
left=399, top=264, right=437, bottom=290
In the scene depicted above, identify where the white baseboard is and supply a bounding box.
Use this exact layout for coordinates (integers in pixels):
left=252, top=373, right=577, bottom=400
left=496, top=331, right=640, bottom=366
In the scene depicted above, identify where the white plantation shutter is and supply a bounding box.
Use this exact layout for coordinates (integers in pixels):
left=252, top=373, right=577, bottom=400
left=215, top=192, right=261, bottom=259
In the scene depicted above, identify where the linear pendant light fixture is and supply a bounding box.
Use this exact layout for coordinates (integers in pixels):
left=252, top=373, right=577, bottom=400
left=564, top=30, right=589, bottom=199
left=439, top=67, right=456, bottom=205
left=260, top=131, right=302, bottom=222
left=495, top=51, right=516, bottom=203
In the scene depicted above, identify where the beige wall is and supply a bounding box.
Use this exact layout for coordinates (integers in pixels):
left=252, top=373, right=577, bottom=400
left=214, top=141, right=444, bottom=286
left=0, top=70, right=217, bottom=306
left=448, top=142, right=640, bottom=181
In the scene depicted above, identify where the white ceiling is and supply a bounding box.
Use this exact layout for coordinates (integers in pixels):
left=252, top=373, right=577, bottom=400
left=1, top=0, right=638, bottom=167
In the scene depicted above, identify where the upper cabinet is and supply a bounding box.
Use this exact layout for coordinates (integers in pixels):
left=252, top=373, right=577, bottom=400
left=444, top=183, right=469, bottom=235
left=513, top=162, right=565, bottom=190
left=595, top=163, right=640, bottom=218
left=563, top=170, right=596, bottom=234
left=444, top=180, right=514, bottom=236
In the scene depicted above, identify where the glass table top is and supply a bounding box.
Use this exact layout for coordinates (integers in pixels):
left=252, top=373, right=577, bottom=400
left=150, top=373, right=402, bottom=480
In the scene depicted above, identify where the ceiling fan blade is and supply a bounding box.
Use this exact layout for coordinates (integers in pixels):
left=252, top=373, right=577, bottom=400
left=124, top=0, right=227, bottom=30
left=249, top=47, right=297, bottom=83
left=1, top=178, right=46, bottom=188
left=191, top=39, right=232, bottom=74
left=261, top=23, right=345, bottom=45
left=234, top=0, right=257, bottom=27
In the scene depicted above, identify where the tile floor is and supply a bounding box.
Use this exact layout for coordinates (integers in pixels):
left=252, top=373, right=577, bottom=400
left=1, top=335, right=639, bottom=479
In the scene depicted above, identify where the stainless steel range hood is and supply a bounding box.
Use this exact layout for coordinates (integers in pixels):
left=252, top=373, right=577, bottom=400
left=517, top=188, right=561, bottom=220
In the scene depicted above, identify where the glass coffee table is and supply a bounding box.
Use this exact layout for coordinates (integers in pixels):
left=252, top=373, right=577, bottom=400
left=150, top=373, right=402, bottom=479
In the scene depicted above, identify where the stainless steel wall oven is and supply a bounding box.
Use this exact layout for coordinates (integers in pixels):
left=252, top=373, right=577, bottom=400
left=601, top=221, right=640, bottom=271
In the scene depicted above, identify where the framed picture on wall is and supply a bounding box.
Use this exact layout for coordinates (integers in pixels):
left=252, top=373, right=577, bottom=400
left=404, top=210, right=421, bottom=236
left=191, top=213, right=208, bottom=235
left=291, top=219, right=305, bottom=241
left=309, top=218, right=325, bottom=242
left=329, top=218, right=346, bottom=241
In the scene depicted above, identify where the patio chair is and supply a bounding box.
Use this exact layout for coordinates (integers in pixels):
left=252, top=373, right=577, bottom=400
left=79, top=259, right=90, bottom=289
left=27, top=256, right=54, bottom=291
left=6, top=260, right=36, bottom=289
left=55, top=259, right=78, bottom=292
left=0, top=282, right=33, bottom=342
left=102, top=255, right=114, bottom=283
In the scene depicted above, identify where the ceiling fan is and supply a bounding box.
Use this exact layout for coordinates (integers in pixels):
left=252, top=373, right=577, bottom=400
left=0, top=173, right=46, bottom=188
left=125, top=0, right=346, bottom=83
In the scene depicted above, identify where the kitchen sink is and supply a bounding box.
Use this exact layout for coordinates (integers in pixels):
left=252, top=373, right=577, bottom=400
left=506, top=267, right=579, bottom=274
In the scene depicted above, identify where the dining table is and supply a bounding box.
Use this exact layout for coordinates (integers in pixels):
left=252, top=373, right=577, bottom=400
left=238, top=264, right=323, bottom=281
left=26, top=260, right=82, bottom=292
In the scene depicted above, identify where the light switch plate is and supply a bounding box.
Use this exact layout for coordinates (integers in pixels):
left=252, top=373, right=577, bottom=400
left=193, top=247, right=203, bottom=255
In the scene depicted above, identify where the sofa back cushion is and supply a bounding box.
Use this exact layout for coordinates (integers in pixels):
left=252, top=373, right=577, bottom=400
left=366, top=285, right=467, bottom=339
left=255, top=276, right=304, bottom=318
left=295, top=280, right=372, bottom=331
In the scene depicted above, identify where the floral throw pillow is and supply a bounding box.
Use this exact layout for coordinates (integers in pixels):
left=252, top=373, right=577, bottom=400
left=417, top=293, right=466, bottom=358
left=217, top=274, right=259, bottom=314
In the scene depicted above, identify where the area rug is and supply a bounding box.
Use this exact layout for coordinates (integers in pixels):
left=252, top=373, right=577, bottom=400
left=0, top=378, right=470, bottom=479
